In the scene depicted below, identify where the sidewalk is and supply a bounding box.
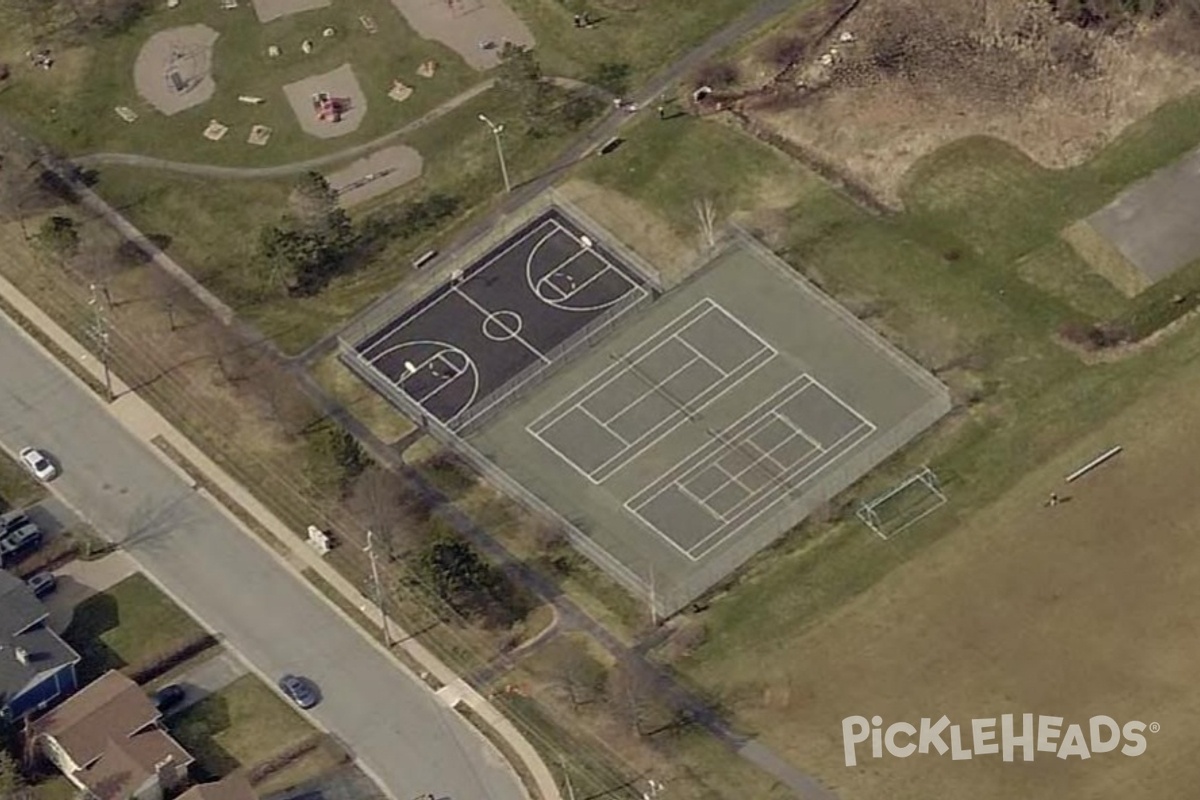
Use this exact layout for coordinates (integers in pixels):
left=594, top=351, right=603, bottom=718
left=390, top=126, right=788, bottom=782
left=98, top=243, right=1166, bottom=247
left=0, top=271, right=560, bottom=800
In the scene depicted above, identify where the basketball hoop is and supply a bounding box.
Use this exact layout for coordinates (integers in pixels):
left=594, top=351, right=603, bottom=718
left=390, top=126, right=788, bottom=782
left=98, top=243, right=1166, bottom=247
left=404, top=360, right=417, bottom=375
left=580, top=235, right=593, bottom=250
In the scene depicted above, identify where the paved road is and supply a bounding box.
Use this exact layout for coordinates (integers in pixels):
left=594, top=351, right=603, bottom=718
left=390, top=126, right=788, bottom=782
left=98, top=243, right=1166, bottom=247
left=0, top=312, right=524, bottom=800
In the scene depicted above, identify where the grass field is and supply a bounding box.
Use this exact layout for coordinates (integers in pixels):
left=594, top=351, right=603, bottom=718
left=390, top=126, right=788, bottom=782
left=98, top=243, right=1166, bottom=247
left=61, top=572, right=206, bottom=683
left=569, top=98, right=1200, bottom=798
left=0, top=0, right=476, bottom=165
left=503, top=0, right=760, bottom=89
left=168, top=675, right=323, bottom=781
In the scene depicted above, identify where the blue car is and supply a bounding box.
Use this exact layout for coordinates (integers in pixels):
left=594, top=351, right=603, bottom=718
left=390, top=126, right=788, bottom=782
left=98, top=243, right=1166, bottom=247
left=278, top=674, right=319, bottom=709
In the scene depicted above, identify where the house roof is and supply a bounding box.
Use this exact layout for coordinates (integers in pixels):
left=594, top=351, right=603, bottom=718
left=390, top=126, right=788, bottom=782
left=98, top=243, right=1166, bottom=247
left=75, top=732, right=194, bottom=800
left=34, top=670, right=193, bottom=776
left=0, top=570, right=79, bottom=713
left=0, top=569, right=46, bottom=635
left=178, top=774, right=258, bottom=800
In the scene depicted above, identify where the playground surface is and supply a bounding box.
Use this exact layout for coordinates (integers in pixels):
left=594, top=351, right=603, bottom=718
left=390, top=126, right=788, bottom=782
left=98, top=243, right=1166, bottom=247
left=252, top=0, right=332, bottom=23
left=325, top=145, right=425, bottom=207
left=282, top=64, right=368, bottom=139
left=134, top=25, right=219, bottom=117
left=387, top=0, right=534, bottom=70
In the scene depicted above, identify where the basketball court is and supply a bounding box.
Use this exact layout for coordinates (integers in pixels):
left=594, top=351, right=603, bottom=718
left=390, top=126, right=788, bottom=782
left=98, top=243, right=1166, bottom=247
left=351, top=208, right=650, bottom=430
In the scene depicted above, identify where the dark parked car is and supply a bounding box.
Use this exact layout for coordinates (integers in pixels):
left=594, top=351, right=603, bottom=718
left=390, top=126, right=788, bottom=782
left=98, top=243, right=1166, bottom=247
left=0, top=525, right=43, bottom=567
left=25, top=571, right=56, bottom=598
left=151, top=684, right=186, bottom=712
left=278, top=674, right=318, bottom=709
left=0, top=510, right=32, bottom=536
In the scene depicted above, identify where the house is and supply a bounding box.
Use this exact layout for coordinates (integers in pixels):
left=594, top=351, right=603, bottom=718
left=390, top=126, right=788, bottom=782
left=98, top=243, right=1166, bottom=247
left=0, top=568, right=80, bottom=720
left=33, top=670, right=195, bottom=800
left=176, top=774, right=256, bottom=800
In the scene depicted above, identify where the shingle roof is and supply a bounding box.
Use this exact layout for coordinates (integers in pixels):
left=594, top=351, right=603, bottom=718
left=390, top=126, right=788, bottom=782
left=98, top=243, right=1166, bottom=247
left=177, top=774, right=258, bottom=800
left=35, top=671, right=195, bottom=800
left=0, top=570, right=78, bottom=711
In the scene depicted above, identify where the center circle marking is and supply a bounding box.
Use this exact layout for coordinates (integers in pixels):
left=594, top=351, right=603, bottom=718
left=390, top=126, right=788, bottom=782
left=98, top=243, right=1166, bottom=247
left=481, top=309, right=523, bottom=342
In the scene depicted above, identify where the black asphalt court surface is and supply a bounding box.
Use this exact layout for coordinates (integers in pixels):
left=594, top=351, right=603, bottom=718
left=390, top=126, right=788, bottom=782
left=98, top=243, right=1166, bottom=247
left=352, top=209, right=648, bottom=428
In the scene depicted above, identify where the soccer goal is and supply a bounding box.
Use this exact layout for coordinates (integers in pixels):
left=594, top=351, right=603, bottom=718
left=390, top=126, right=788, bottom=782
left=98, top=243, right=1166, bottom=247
left=856, top=466, right=947, bottom=540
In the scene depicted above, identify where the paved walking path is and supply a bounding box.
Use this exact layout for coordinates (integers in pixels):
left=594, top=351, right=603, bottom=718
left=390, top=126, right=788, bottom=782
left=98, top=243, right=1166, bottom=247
left=0, top=272, right=560, bottom=800
left=73, top=81, right=496, bottom=179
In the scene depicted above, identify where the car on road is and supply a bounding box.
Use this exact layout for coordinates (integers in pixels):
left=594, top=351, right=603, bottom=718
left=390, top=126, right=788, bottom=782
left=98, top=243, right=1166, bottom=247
left=278, top=674, right=319, bottom=709
left=24, top=571, right=56, bottom=598
left=151, top=683, right=186, bottom=712
left=18, top=447, right=56, bottom=481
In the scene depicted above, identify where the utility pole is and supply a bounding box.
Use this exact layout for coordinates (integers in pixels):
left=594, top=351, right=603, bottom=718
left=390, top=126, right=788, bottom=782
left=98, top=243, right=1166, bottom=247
left=478, top=114, right=511, bottom=193
left=88, top=283, right=113, bottom=402
left=648, top=565, right=658, bottom=627
left=364, top=530, right=393, bottom=647
left=561, top=758, right=576, bottom=800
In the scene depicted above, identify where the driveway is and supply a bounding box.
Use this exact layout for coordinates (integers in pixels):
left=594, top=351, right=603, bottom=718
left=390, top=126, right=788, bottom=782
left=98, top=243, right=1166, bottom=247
left=0, top=312, right=524, bottom=800
left=40, top=550, right=139, bottom=634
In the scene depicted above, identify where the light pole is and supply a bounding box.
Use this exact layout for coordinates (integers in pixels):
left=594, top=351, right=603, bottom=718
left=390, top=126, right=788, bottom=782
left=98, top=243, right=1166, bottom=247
left=88, top=284, right=113, bottom=402
left=364, top=530, right=393, bottom=647
left=478, top=114, right=511, bottom=194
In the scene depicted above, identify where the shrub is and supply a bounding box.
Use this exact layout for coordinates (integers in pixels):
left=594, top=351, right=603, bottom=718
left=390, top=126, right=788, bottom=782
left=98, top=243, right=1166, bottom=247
left=124, top=633, right=218, bottom=685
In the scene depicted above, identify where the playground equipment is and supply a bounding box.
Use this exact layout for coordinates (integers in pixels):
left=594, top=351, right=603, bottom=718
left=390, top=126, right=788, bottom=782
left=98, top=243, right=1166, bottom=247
left=312, top=91, right=341, bottom=123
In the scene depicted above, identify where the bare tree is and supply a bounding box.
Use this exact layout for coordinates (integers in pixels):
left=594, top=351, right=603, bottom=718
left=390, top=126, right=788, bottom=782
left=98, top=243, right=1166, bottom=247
left=543, top=638, right=606, bottom=710
left=694, top=198, right=718, bottom=249
left=258, top=366, right=318, bottom=435
left=347, top=466, right=430, bottom=558
left=606, top=659, right=657, bottom=736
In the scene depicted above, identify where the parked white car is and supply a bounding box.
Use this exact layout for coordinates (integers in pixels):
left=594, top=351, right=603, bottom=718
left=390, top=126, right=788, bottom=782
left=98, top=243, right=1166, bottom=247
left=19, top=447, right=57, bottom=481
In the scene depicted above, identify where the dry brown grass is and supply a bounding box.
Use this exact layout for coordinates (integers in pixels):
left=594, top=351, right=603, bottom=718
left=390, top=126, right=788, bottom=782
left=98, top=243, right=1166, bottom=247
left=741, top=0, right=1200, bottom=207
left=556, top=179, right=700, bottom=288
left=677, top=331, right=1200, bottom=800
left=310, top=351, right=415, bottom=445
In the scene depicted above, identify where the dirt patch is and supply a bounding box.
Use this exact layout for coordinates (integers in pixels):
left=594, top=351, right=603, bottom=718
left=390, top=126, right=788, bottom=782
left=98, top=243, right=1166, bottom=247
left=282, top=63, right=367, bottom=139
left=743, top=0, right=1200, bottom=207
left=325, top=145, right=424, bottom=208
left=134, top=25, right=219, bottom=117
left=556, top=179, right=701, bottom=288
left=698, top=339, right=1200, bottom=799
left=386, top=0, right=534, bottom=71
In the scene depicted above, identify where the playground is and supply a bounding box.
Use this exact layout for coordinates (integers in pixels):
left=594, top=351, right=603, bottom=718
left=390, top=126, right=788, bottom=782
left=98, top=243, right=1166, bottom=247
left=3, top=0, right=483, bottom=165
left=133, top=25, right=219, bottom=117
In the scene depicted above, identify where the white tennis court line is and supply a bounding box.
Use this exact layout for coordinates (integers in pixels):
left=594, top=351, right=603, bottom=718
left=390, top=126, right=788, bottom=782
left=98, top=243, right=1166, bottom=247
left=527, top=299, right=777, bottom=484
left=624, top=376, right=878, bottom=561
left=358, top=217, right=561, bottom=360
left=530, top=300, right=716, bottom=433
left=577, top=403, right=632, bottom=447
left=631, top=376, right=814, bottom=511
left=688, top=419, right=876, bottom=557
left=603, top=353, right=704, bottom=427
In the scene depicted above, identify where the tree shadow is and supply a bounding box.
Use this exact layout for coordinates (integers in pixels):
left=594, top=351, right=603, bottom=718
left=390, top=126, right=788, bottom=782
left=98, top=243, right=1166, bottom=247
left=60, top=592, right=124, bottom=683
left=166, top=692, right=237, bottom=781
